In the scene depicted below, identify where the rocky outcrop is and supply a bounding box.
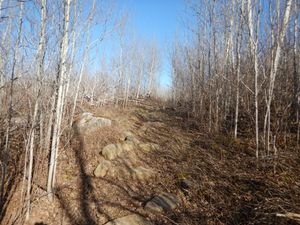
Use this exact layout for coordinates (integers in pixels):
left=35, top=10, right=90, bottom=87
left=94, top=159, right=155, bottom=181
left=100, top=142, right=136, bottom=161
left=139, top=143, right=160, bottom=152
left=95, top=134, right=158, bottom=180
left=73, top=112, right=111, bottom=134
left=130, top=166, right=154, bottom=181
left=144, top=192, right=180, bottom=213
left=94, top=159, right=112, bottom=177
left=101, top=144, right=123, bottom=160
left=119, top=142, right=135, bottom=152
left=121, top=130, right=140, bottom=144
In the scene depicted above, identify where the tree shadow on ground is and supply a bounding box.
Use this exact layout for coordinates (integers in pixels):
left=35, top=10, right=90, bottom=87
left=55, top=133, right=151, bottom=225
left=0, top=130, right=24, bottom=224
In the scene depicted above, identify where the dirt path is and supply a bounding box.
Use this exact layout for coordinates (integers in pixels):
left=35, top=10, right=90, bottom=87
left=24, top=102, right=192, bottom=225
left=24, top=102, right=300, bottom=225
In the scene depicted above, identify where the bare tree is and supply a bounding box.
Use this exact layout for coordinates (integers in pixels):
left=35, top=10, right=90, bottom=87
left=24, top=0, right=47, bottom=219
left=293, top=0, right=299, bottom=144
left=69, top=0, right=96, bottom=127
left=1, top=0, right=24, bottom=203
left=234, top=0, right=245, bottom=139
left=264, top=0, right=293, bottom=154
left=47, top=0, right=71, bottom=199
left=247, top=0, right=260, bottom=158
left=146, top=43, right=160, bottom=97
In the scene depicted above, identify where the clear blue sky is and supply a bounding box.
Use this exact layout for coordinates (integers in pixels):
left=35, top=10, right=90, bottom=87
left=94, top=0, right=187, bottom=89
left=117, top=0, right=186, bottom=88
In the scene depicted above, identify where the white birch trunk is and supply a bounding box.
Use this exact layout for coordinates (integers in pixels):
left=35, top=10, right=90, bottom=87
left=0, top=0, right=4, bottom=97
left=47, top=0, right=71, bottom=200
left=247, top=0, right=260, bottom=158
left=265, top=0, right=293, bottom=155
left=65, top=0, right=77, bottom=99
left=25, top=0, right=47, bottom=219
left=234, top=0, right=244, bottom=139
left=136, top=58, right=144, bottom=100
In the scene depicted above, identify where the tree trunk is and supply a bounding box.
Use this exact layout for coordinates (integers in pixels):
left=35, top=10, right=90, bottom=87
left=265, top=0, right=293, bottom=156
left=47, top=0, right=71, bottom=200
left=25, top=0, right=47, bottom=219
left=247, top=0, right=260, bottom=158
left=234, top=0, right=244, bottom=139
left=293, top=0, right=299, bottom=144
left=1, top=0, right=24, bottom=203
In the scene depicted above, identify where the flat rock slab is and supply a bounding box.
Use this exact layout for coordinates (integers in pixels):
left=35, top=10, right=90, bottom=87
left=105, top=214, right=153, bottom=225
left=105, top=164, right=154, bottom=181
left=94, top=159, right=112, bottom=177
left=101, top=144, right=123, bottom=160
left=74, top=112, right=111, bottom=134
left=101, top=142, right=135, bottom=161
left=121, top=130, right=140, bottom=144
left=131, top=166, right=154, bottom=181
left=145, top=192, right=180, bottom=213
left=93, top=156, right=154, bottom=181
left=107, top=164, right=132, bottom=178
left=139, top=143, right=160, bottom=152
left=119, top=142, right=135, bottom=152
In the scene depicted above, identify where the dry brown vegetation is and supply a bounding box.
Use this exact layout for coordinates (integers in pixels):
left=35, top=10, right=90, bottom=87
left=0, top=0, right=299, bottom=224
left=2, top=100, right=299, bottom=225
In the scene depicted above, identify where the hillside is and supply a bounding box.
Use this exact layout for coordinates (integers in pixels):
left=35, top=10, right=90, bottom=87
left=2, top=100, right=297, bottom=225
left=0, top=0, right=299, bottom=224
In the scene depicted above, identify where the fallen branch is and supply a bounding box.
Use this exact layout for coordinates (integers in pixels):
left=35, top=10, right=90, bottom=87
left=276, top=212, right=300, bottom=223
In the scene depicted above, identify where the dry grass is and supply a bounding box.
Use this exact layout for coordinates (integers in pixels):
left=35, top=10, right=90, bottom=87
left=1, top=100, right=300, bottom=225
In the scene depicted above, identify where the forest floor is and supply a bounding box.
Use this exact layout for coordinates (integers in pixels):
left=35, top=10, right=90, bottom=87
left=3, top=100, right=300, bottom=225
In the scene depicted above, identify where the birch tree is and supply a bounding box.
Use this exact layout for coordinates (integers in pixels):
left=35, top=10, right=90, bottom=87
left=146, top=44, right=159, bottom=97
left=264, top=0, right=293, bottom=154
left=0, top=0, right=5, bottom=99
left=24, top=0, right=47, bottom=219
left=247, top=0, right=260, bottom=158
left=1, top=0, right=24, bottom=203
left=234, top=0, right=245, bottom=139
left=293, top=0, right=299, bottom=144
left=135, top=48, right=145, bottom=100
left=47, top=0, right=71, bottom=199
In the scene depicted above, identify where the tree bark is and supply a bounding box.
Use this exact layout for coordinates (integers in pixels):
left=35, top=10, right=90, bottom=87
left=47, top=0, right=71, bottom=200
left=25, top=0, right=47, bottom=219
left=265, top=0, right=293, bottom=155
left=247, top=0, right=260, bottom=158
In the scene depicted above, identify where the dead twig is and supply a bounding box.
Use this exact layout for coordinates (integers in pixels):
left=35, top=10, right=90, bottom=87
left=276, top=212, right=300, bottom=223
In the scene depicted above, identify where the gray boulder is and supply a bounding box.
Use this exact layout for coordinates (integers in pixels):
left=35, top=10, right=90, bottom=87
left=101, top=142, right=134, bottom=161
left=121, top=131, right=140, bottom=144
left=101, top=144, right=123, bottom=160
left=94, top=159, right=112, bottom=177
left=179, top=178, right=193, bottom=190
left=145, top=192, right=180, bottom=213
left=73, top=112, right=111, bottom=134
left=118, top=142, right=135, bottom=152
left=130, top=166, right=154, bottom=181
